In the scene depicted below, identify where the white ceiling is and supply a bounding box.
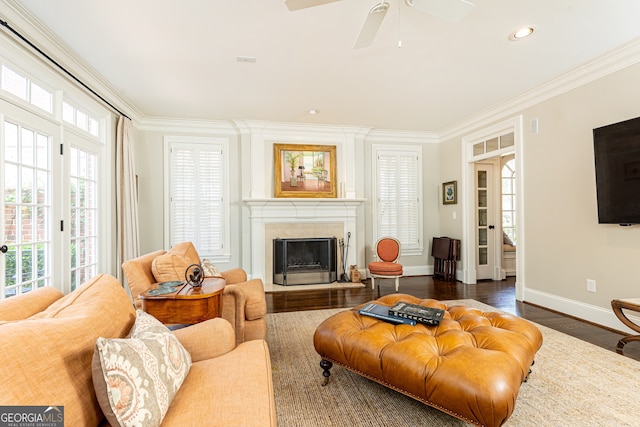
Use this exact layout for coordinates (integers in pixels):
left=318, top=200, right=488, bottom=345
left=11, top=0, right=640, bottom=132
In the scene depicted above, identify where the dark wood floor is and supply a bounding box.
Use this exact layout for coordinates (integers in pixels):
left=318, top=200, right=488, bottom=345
left=266, top=275, right=640, bottom=362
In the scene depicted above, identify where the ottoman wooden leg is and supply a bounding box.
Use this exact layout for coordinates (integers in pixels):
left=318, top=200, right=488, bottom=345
left=320, top=359, right=333, bottom=386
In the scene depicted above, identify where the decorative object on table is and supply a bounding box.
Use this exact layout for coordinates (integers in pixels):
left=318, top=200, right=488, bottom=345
left=388, top=301, right=445, bottom=325
left=358, top=303, right=417, bottom=326
left=442, top=180, right=457, bottom=205
left=184, top=264, right=205, bottom=287
left=274, top=143, right=337, bottom=198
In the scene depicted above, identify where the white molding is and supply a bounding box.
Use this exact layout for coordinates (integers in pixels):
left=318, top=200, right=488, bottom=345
left=138, top=117, right=238, bottom=134
left=524, top=288, right=640, bottom=336
left=244, top=198, right=365, bottom=281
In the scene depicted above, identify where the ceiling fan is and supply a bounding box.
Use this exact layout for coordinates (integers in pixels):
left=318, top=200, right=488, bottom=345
left=284, top=0, right=474, bottom=49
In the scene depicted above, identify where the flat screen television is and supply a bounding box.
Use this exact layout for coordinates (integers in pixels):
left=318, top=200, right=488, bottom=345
left=593, top=116, right=640, bottom=225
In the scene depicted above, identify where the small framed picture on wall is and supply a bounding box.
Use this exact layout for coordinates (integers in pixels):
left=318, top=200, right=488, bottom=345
left=442, top=181, right=457, bottom=205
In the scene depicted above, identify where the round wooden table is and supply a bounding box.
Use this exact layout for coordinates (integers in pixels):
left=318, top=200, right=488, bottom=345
left=139, top=277, right=226, bottom=324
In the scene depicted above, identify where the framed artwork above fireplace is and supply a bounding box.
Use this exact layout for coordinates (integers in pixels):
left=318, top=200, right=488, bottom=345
left=274, top=143, right=337, bottom=198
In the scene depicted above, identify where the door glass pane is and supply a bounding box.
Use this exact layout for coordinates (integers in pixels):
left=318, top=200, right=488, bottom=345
left=477, top=170, right=487, bottom=188
left=69, top=146, right=98, bottom=291
left=478, top=189, right=487, bottom=208
left=500, top=133, right=514, bottom=148
left=478, top=209, right=487, bottom=226
left=479, top=248, right=488, bottom=265
left=3, top=121, right=52, bottom=298
left=473, top=142, right=484, bottom=156
left=478, top=228, right=487, bottom=245
left=486, top=137, right=499, bottom=152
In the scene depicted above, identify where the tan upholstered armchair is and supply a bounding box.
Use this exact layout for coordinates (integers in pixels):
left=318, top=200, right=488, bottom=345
left=122, top=242, right=267, bottom=345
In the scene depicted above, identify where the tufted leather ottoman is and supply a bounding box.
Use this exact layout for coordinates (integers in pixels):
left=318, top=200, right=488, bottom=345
left=313, top=294, right=543, bottom=427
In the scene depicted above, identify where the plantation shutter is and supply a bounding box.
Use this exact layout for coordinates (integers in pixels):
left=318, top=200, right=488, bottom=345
left=376, top=149, right=421, bottom=250
left=169, top=142, right=224, bottom=257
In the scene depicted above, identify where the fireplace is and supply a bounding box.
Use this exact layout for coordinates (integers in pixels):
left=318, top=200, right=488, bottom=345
left=273, top=237, right=337, bottom=285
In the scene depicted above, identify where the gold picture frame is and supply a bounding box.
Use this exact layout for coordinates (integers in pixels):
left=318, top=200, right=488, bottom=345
left=442, top=181, right=457, bottom=205
left=274, top=143, right=337, bottom=198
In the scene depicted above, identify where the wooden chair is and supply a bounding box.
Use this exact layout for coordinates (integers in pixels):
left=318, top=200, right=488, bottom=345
left=368, top=237, right=403, bottom=292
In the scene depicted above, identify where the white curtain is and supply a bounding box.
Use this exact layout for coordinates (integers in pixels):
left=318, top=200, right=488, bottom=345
left=116, top=116, right=139, bottom=283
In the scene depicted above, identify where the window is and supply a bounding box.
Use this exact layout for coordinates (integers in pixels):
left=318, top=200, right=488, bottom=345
left=63, top=101, right=100, bottom=138
left=373, top=145, right=423, bottom=254
left=1, top=52, right=109, bottom=299
left=165, top=136, right=229, bottom=262
left=1, top=65, right=52, bottom=113
left=502, top=158, right=516, bottom=245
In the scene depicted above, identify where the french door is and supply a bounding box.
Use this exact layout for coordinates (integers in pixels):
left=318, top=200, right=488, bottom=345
left=1, top=101, right=59, bottom=297
left=1, top=100, right=102, bottom=298
left=475, top=162, right=497, bottom=280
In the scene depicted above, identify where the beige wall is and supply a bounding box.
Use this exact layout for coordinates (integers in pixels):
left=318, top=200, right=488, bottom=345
left=438, top=62, right=640, bottom=326
left=522, top=63, right=640, bottom=307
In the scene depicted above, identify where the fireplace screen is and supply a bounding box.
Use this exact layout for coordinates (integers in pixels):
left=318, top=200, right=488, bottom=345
left=273, top=237, right=337, bottom=285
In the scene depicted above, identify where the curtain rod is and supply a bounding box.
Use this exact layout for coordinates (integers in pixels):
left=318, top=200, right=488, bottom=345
left=0, top=18, right=131, bottom=120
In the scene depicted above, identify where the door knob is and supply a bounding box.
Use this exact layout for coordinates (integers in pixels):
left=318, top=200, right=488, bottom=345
left=0, top=244, right=7, bottom=253
left=488, top=225, right=495, bottom=230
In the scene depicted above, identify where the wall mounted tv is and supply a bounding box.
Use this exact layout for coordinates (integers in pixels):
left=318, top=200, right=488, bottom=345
left=593, top=116, right=640, bottom=225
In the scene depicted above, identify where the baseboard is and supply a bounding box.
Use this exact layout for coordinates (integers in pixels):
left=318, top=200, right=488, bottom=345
left=523, top=288, right=639, bottom=335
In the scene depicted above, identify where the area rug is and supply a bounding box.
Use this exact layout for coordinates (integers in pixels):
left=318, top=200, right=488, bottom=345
left=266, top=299, right=640, bottom=426
left=264, top=281, right=365, bottom=293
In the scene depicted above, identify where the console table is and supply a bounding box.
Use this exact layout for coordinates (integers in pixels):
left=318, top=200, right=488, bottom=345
left=139, top=277, right=225, bottom=324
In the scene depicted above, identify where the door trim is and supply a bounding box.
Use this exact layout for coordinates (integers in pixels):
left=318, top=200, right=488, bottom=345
left=460, top=115, right=525, bottom=301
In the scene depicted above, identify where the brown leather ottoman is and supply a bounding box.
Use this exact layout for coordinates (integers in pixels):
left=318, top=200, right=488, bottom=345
left=313, top=294, right=543, bottom=427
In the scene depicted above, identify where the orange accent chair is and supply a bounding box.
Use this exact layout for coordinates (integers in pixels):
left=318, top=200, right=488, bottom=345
left=368, top=237, right=403, bottom=291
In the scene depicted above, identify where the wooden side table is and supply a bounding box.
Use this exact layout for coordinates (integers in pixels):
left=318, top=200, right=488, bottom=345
left=139, top=277, right=226, bottom=324
left=611, top=298, right=640, bottom=354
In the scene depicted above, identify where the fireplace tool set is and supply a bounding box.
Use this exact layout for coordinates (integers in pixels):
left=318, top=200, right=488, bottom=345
left=339, top=232, right=351, bottom=282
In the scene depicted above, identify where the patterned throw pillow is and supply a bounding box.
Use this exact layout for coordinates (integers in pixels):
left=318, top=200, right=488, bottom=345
left=201, top=259, right=221, bottom=277
left=92, top=310, right=191, bottom=427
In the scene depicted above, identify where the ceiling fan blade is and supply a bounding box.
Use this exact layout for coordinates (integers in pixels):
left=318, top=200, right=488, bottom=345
left=284, top=0, right=341, bottom=11
left=406, top=0, right=474, bottom=22
left=354, top=1, right=390, bottom=49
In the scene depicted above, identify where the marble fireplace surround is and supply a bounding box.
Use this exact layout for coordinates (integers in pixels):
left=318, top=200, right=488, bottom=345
left=245, top=198, right=364, bottom=284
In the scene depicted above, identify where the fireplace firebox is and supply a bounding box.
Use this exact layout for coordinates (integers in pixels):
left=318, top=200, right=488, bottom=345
left=273, top=237, right=337, bottom=285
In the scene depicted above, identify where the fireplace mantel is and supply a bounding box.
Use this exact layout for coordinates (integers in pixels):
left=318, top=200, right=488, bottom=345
left=244, top=198, right=365, bottom=283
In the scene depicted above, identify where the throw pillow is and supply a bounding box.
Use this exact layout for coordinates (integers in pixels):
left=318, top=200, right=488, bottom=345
left=201, top=259, right=221, bottom=277
left=151, top=242, right=201, bottom=283
left=92, top=310, right=191, bottom=427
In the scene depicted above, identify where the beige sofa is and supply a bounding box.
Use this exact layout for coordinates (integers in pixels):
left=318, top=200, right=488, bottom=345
left=0, top=274, right=276, bottom=427
left=122, top=242, right=267, bottom=345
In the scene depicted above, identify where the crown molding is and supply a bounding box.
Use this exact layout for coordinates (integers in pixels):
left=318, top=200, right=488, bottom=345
left=438, top=38, right=640, bottom=142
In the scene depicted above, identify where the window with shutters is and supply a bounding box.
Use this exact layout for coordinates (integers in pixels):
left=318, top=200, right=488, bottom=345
left=164, top=136, right=229, bottom=262
left=372, top=145, right=423, bottom=255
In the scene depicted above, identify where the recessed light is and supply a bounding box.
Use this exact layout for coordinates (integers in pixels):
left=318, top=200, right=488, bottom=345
left=308, top=109, right=319, bottom=115
left=510, top=26, right=535, bottom=41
